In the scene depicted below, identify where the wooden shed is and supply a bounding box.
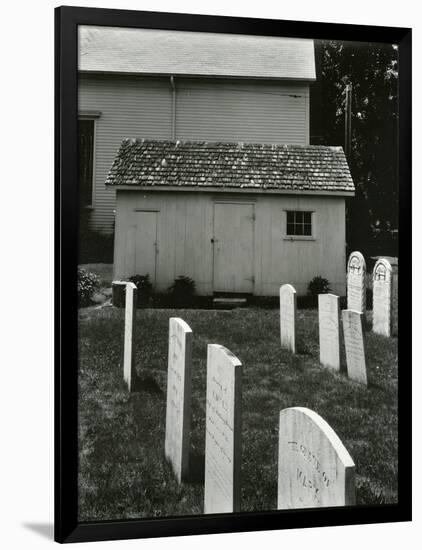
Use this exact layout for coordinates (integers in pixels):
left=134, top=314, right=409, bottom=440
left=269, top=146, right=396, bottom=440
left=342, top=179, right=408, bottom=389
left=107, top=139, right=354, bottom=297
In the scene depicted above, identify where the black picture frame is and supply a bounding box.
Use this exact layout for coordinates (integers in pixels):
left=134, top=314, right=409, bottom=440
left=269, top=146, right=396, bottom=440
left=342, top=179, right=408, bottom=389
left=55, top=5, right=412, bottom=543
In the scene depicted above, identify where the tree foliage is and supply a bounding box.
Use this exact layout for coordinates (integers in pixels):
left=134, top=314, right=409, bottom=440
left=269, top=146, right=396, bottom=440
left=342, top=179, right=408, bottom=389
left=315, top=40, right=398, bottom=254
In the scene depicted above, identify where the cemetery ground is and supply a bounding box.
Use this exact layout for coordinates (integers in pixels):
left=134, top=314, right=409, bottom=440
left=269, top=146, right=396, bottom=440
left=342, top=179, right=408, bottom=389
left=78, top=304, right=397, bottom=521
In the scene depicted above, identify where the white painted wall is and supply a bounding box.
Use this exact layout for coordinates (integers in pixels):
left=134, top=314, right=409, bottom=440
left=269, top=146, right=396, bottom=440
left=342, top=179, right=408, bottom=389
left=114, top=190, right=347, bottom=296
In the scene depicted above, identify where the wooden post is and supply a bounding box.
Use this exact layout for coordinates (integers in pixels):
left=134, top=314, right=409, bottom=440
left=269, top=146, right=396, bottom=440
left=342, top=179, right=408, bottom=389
left=344, top=83, right=352, bottom=162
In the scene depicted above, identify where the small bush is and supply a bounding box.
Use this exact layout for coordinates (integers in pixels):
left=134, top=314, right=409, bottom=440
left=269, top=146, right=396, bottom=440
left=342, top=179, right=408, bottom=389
left=168, top=276, right=196, bottom=307
left=78, top=210, right=114, bottom=264
left=128, top=274, right=154, bottom=307
left=307, top=276, right=331, bottom=297
left=78, top=268, right=100, bottom=307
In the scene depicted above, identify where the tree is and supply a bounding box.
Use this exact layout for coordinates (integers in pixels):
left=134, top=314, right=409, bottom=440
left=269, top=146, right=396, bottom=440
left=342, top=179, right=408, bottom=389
left=314, top=40, right=398, bottom=255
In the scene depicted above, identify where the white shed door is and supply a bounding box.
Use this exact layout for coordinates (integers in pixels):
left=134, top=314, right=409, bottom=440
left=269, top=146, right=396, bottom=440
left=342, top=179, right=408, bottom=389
left=134, top=211, right=158, bottom=285
left=213, top=203, right=254, bottom=293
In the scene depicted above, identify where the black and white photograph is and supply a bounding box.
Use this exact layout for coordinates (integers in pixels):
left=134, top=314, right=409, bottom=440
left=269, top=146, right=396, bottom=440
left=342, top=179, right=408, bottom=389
left=76, top=21, right=402, bottom=520
left=1, top=0, right=418, bottom=548
left=45, top=2, right=413, bottom=545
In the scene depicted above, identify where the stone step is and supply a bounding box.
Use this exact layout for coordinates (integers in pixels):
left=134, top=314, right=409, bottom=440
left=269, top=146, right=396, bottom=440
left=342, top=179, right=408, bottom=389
left=212, top=297, right=247, bottom=309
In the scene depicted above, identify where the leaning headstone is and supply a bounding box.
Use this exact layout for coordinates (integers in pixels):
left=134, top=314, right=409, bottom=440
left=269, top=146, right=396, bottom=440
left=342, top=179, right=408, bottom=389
left=373, top=258, right=393, bottom=337
left=278, top=407, right=355, bottom=509
left=279, top=284, right=297, bottom=353
left=204, top=344, right=242, bottom=514
left=318, top=294, right=340, bottom=371
left=165, top=318, right=193, bottom=483
left=347, top=251, right=366, bottom=316
left=342, top=309, right=367, bottom=385
left=123, top=282, right=137, bottom=391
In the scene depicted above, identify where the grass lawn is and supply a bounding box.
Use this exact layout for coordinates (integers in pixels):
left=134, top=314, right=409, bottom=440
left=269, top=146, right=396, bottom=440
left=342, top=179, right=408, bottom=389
left=78, top=306, right=398, bottom=521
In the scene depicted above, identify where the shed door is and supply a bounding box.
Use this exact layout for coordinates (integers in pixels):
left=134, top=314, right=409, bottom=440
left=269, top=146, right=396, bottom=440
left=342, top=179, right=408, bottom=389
left=213, top=203, right=254, bottom=293
left=134, top=211, right=158, bottom=285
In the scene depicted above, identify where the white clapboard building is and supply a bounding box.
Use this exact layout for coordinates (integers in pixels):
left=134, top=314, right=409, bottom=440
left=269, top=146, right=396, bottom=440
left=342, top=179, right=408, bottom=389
left=78, top=26, right=354, bottom=296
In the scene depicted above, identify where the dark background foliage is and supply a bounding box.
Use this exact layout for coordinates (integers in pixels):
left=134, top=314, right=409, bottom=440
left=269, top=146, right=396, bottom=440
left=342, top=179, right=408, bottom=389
left=311, top=40, right=398, bottom=257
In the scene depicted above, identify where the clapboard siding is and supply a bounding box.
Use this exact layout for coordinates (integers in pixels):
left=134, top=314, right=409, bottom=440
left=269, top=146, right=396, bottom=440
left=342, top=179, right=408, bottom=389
left=176, top=79, right=309, bottom=145
left=114, top=191, right=346, bottom=296
left=79, top=74, right=310, bottom=233
left=79, top=75, right=173, bottom=232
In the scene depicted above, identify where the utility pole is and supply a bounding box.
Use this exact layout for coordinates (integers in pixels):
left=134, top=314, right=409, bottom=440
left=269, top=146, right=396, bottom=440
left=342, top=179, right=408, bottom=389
left=344, top=83, right=352, bottom=163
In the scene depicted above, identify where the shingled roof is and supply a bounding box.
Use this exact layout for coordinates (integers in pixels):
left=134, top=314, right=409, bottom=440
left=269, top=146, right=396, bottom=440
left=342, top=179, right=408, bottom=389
left=106, top=140, right=354, bottom=195
left=79, top=26, right=315, bottom=81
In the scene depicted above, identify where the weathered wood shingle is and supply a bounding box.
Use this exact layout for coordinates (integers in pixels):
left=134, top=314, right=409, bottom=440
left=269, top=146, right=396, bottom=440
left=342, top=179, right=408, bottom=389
left=106, top=139, right=355, bottom=193
left=79, top=27, right=315, bottom=81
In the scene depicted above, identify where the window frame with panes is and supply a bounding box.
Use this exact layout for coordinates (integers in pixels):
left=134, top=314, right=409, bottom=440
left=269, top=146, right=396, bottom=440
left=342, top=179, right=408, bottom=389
left=285, top=210, right=314, bottom=239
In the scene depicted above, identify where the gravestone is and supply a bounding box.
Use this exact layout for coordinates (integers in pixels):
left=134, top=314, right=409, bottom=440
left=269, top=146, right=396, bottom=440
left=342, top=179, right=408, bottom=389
left=342, top=309, right=367, bottom=385
left=391, top=266, right=398, bottom=337
left=318, top=294, right=340, bottom=371
left=373, top=258, right=393, bottom=337
left=165, top=318, right=193, bottom=483
left=204, top=344, right=242, bottom=514
left=123, top=282, right=137, bottom=391
left=279, top=284, right=297, bottom=353
left=278, top=407, right=355, bottom=509
left=347, top=251, right=366, bottom=316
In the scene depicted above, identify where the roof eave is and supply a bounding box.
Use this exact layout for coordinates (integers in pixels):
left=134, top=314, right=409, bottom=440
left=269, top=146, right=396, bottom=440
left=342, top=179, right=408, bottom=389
left=78, top=69, right=316, bottom=82
left=109, top=185, right=354, bottom=197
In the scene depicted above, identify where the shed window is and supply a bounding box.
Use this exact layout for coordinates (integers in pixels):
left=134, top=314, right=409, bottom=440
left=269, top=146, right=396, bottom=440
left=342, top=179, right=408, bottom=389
left=286, top=211, right=313, bottom=236
left=78, top=119, right=95, bottom=207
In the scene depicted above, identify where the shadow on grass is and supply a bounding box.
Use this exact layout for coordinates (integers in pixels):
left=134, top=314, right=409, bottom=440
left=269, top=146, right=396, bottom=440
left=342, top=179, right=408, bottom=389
left=132, top=374, right=163, bottom=394
left=185, top=452, right=205, bottom=484
left=367, top=380, right=384, bottom=391
left=296, top=346, right=313, bottom=356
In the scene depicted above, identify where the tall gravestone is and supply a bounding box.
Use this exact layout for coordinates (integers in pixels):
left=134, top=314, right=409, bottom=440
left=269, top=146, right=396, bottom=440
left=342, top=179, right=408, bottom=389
left=204, top=344, right=242, bottom=514
left=165, top=318, right=193, bottom=483
left=342, top=309, right=367, bottom=386
left=391, top=265, right=398, bottom=337
left=278, top=407, right=355, bottom=509
left=347, top=251, right=366, bottom=316
left=318, top=294, right=341, bottom=371
left=123, top=282, right=137, bottom=391
left=373, top=258, right=393, bottom=337
left=279, top=284, right=297, bottom=353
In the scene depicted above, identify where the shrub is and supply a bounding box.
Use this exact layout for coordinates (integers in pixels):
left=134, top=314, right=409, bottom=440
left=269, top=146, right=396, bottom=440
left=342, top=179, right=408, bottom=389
left=78, top=211, right=114, bottom=264
left=78, top=268, right=100, bottom=307
left=307, top=276, right=331, bottom=297
left=128, top=274, right=154, bottom=307
left=168, top=276, right=196, bottom=307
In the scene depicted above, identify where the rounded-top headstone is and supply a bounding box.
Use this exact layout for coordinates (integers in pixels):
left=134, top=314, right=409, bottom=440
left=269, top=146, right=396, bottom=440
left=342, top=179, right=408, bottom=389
left=372, top=258, right=393, bottom=337
left=347, top=251, right=366, bottom=314
left=278, top=407, right=355, bottom=509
